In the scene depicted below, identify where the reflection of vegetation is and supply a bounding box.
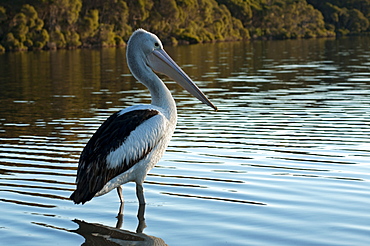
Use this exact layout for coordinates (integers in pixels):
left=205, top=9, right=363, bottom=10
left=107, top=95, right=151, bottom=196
left=0, top=0, right=369, bottom=51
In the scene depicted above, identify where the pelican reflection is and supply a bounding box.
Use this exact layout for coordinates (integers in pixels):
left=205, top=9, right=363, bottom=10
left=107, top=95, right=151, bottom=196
left=73, top=204, right=167, bottom=245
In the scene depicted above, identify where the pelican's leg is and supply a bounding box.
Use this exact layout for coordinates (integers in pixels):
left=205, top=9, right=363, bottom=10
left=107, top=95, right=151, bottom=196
left=136, top=183, right=146, bottom=205
left=117, top=186, right=124, bottom=203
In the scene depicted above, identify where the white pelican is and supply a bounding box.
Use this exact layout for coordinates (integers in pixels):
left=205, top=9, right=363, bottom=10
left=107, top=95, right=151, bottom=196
left=70, top=29, right=217, bottom=205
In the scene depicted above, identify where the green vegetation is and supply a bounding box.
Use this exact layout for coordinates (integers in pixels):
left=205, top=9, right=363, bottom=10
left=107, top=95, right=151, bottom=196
left=0, top=0, right=369, bottom=51
left=307, top=0, right=370, bottom=35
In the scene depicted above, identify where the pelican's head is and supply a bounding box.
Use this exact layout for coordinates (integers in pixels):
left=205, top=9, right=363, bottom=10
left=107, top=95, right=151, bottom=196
left=127, top=29, right=217, bottom=111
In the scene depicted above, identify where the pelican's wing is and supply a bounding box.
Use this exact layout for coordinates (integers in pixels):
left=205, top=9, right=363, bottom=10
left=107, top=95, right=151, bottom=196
left=70, top=109, right=167, bottom=204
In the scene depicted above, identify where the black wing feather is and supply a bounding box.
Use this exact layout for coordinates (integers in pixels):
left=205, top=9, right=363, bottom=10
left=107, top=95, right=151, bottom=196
left=70, top=109, right=159, bottom=204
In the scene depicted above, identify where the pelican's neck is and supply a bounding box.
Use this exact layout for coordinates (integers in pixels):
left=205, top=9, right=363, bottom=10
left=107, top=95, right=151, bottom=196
left=147, top=74, right=177, bottom=116
left=127, top=53, right=177, bottom=121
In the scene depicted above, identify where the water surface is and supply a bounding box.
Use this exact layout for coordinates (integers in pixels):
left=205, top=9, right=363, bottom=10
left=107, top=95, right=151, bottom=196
left=1, top=37, right=370, bottom=245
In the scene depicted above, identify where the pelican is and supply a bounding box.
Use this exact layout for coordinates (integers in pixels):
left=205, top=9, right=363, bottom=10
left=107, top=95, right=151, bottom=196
left=70, top=29, right=217, bottom=205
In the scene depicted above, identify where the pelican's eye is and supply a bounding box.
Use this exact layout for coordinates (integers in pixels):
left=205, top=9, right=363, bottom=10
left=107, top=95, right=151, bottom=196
left=154, top=42, right=160, bottom=48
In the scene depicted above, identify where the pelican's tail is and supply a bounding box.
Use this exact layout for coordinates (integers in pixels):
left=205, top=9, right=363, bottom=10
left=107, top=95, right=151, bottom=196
left=70, top=189, right=95, bottom=205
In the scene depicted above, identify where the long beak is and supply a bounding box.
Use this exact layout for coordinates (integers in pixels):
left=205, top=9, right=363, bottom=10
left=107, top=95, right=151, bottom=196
left=147, top=49, right=217, bottom=111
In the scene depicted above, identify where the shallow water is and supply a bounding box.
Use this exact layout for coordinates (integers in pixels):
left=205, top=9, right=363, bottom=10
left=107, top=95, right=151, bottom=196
left=1, top=37, right=370, bottom=246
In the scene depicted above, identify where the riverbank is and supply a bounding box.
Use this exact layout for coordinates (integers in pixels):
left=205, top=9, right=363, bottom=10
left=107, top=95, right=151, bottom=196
left=0, top=0, right=369, bottom=52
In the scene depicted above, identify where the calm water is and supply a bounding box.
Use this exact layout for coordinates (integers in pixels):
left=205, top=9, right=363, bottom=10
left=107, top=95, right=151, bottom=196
left=1, top=37, right=370, bottom=246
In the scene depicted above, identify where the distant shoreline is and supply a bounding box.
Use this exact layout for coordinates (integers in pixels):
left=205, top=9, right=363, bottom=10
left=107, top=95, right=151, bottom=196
left=1, top=1, right=369, bottom=53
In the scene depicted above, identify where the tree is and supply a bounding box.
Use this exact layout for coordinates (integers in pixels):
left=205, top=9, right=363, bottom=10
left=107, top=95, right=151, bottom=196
left=307, top=0, right=370, bottom=35
left=216, top=0, right=254, bottom=25
left=251, top=0, right=334, bottom=39
left=79, top=9, right=99, bottom=45
left=21, top=4, right=49, bottom=49
left=0, top=0, right=369, bottom=52
left=64, top=30, right=81, bottom=47
left=2, top=32, right=23, bottom=51
left=345, top=8, right=369, bottom=33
